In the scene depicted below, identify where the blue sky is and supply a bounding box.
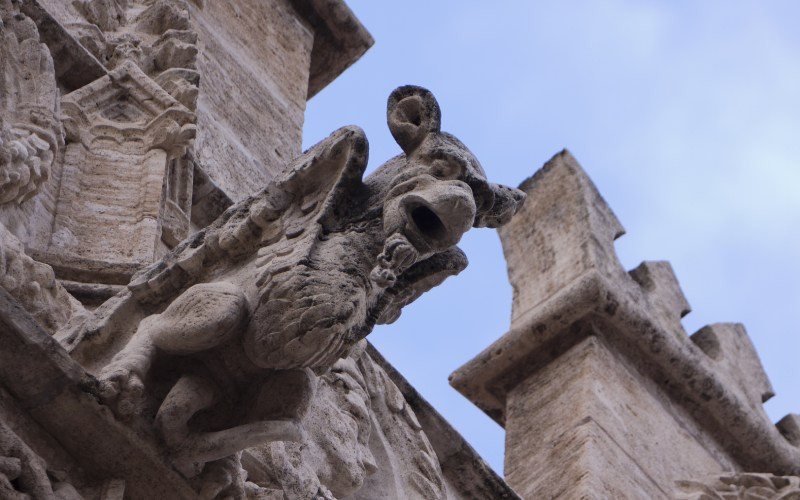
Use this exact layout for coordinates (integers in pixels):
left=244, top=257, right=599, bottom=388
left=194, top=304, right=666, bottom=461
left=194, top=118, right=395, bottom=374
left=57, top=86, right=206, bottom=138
left=302, top=1, right=800, bottom=474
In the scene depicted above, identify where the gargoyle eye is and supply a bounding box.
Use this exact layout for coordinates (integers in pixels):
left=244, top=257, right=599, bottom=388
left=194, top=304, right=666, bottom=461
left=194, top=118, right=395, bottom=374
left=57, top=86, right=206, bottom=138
left=430, top=158, right=463, bottom=179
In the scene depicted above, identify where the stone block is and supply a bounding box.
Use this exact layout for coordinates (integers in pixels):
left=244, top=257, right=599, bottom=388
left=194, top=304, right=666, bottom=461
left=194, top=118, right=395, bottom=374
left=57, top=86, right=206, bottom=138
left=504, top=334, right=735, bottom=498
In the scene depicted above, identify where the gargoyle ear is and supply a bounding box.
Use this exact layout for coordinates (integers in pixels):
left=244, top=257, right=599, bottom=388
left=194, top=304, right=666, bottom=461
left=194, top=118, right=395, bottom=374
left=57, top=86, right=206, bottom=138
left=387, top=85, right=441, bottom=154
left=474, top=183, right=527, bottom=228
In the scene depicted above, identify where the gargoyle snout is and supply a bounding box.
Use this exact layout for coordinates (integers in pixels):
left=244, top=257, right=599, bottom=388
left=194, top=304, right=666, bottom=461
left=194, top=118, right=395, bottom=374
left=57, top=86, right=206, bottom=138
left=400, top=180, right=476, bottom=253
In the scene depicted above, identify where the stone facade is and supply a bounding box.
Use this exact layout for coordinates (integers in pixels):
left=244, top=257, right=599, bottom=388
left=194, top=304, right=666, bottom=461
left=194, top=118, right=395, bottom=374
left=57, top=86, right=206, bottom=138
left=1, top=0, right=797, bottom=499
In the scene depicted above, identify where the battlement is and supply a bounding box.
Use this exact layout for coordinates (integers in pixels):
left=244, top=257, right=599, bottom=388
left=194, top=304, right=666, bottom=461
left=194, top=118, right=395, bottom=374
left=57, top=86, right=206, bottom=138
left=450, top=150, right=799, bottom=498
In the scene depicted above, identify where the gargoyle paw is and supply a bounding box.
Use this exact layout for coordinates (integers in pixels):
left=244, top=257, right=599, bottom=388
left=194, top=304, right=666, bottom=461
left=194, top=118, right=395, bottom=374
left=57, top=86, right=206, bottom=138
left=98, top=366, right=145, bottom=417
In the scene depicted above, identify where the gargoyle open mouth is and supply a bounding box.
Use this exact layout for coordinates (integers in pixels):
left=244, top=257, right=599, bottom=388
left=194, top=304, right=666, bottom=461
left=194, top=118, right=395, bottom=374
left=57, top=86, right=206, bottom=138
left=409, top=203, right=448, bottom=243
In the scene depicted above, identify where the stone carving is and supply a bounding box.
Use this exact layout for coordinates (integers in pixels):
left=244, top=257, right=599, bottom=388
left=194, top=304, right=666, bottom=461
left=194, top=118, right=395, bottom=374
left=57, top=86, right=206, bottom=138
left=244, top=343, right=447, bottom=500
left=60, top=60, right=195, bottom=155
left=0, top=0, right=64, bottom=206
left=354, top=348, right=446, bottom=500
left=73, top=0, right=127, bottom=32
left=245, top=344, right=376, bottom=500
left=0, top=222, right=85, bottom=335
left=54, top=0, right=200, bottom=261
left=675, top=473, right=800, bottom=499
left=0, top=420, right=83, bottom=500
left=60, top=85, right=524, bottom=497
left=47, top=60, right=196, bottom=272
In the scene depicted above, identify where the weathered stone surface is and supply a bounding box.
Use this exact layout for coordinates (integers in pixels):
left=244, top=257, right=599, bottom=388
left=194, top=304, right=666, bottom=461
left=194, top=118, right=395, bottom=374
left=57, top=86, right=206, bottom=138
left=366, top=345, right=521, bottom=500
left=43, top=60, right=195, bottom=277
left=55, top=86, right=522, bottom=498
left=289, top=0, right=375, bottom=99
left=187, top=0, right=372, bottom=202
left=244, top=343, right=446, bottom=500
left=503, top=333, right=737, bottom=499
left=18, top=0, right=107, bottom=91
left=0, top=0, right=63, bottom=206
left=188, top=0, right=313, bottom=201
left=0, top=417, right=82, bottom=500
left=675, top=472, right=800, bottom=499
left=11, top=0, right=790, bottom=497
left=190, top=157, right=233, bottom=230
left=6, top=0, right=372, bottom=299
left=451, top=150, right=800, bottom=497
left=0, top=1, right=527, bottom=498
left=0, top=225, right=85, bottom=335
left=0, top=1, right=106, bottom=252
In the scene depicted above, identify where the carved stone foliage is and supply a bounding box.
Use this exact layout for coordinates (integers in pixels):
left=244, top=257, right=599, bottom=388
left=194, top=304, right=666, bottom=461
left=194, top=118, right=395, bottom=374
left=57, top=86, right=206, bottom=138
left=59, top=86, right=524, bottom=498
left=675, top=473, right=800, bottom=499
left=0, top=224, right=85, bottom=335
left=70, top=0, right=200, bottom=111
left=0, top=0, right=64, bottom=205
left=244, top=345, right=447, bottom=500
left=244, top=346, right=374, bottom=500
left=354, top=349, right=446, bottom=500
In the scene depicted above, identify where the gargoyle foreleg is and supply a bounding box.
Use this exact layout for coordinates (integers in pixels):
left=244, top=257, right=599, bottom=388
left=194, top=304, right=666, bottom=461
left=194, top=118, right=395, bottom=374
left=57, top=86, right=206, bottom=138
left=97, top=320, right=156, bottom=417
left=197, top=454, right=246, bottom=500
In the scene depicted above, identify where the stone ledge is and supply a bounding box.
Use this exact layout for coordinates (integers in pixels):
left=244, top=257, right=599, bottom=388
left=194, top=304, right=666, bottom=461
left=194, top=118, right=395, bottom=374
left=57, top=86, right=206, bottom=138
left=28, top=249, right=143, bottom=286
left=0, top=289, right=196, bottom=499
left=290, top=0, right=374, bottom=98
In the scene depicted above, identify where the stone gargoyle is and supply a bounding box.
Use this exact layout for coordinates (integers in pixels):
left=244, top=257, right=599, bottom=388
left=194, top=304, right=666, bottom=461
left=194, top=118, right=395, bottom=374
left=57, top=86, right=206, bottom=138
left=59, top=85, right=525, bottom=496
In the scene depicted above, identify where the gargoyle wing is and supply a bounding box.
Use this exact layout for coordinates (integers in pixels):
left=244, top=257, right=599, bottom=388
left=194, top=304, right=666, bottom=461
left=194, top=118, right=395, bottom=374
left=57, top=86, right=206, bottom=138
left=273, top=125, right=369, bottom=228
left=113, top=125, right=369, bottom=303
left=61, top=127, right=369, bottom=368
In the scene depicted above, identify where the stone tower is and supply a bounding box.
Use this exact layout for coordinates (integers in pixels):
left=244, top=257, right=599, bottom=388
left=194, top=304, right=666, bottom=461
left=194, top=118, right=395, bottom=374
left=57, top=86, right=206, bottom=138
left=451, top=150, right=800, bottom=498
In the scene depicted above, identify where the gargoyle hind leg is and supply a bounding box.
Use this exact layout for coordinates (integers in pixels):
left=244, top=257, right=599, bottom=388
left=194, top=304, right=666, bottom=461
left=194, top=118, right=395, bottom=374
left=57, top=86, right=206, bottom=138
left=155, top=374, right=217, bottom=451
left=99, top=282, right=248, bottom=417
left=170, top=420, right=303, bottom=479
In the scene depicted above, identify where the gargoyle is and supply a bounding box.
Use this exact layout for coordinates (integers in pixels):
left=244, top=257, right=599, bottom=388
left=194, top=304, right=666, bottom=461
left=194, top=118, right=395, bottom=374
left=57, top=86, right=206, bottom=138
left=60, top=85, right=524, bottom=497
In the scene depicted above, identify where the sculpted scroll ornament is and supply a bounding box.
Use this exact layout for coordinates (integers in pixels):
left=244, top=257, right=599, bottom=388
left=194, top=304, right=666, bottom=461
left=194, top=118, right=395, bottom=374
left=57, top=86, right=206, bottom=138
left=61, top=86, right=524, bottom=498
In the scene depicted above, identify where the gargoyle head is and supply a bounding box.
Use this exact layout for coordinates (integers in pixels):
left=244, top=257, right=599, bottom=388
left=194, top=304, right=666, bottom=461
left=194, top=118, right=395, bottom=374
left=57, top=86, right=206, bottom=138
left=368, top=86, right=526, bottom=288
